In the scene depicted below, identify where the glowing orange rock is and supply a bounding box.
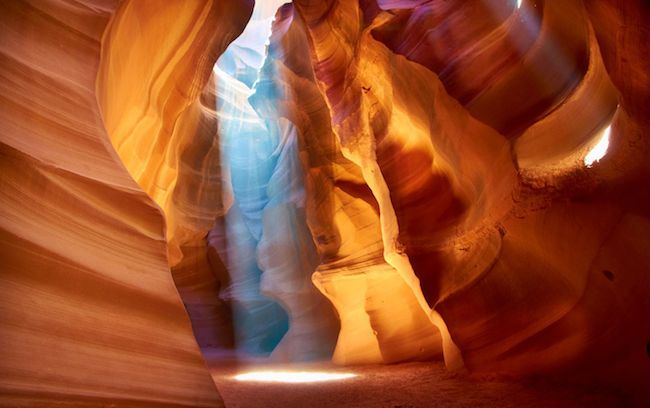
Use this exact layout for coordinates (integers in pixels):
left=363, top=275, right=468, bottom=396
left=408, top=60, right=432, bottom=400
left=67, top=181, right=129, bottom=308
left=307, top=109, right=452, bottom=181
left=2, top=0, right=649, bottom=404
left=0, top=0, right=232, bottom=405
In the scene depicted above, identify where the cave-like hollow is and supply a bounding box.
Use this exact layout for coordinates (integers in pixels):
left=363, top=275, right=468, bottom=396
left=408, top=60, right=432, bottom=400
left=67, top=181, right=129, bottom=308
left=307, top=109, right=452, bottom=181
left=1, top=0, right=649, bottom=407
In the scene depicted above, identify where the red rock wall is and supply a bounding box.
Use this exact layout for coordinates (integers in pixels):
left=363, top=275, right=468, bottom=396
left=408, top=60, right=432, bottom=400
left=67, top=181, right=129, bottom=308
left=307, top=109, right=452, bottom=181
left=288, top=0, right=650, bottom=399
left=2, top=0, right=649, bottom=404
left=0, top=0, right=235, bottom=405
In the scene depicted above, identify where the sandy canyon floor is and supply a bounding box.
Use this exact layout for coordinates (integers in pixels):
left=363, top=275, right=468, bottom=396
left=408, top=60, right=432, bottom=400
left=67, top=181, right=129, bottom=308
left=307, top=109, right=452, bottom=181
left=207, top=352, right=626, bottom=408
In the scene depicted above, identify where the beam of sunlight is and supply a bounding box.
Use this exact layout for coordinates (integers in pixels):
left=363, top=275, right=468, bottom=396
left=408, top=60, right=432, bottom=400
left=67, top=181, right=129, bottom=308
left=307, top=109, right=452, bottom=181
left=213, top=0, right=336, bottom=358
left=584, top=125, right=611, bottom=167
left=213, top=0, right=293, bottom=355
left=233, top=371, right=357, bottom=383
left=517, top=0, right=522, bottom=8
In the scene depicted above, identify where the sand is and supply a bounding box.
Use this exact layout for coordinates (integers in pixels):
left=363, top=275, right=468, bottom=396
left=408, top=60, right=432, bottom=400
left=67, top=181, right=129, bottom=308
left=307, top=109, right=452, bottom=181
left=207, top=353, right=626, bottom=407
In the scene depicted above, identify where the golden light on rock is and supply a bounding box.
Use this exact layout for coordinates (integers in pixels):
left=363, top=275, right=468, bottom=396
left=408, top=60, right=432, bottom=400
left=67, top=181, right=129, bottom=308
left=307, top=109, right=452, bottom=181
left=1, top=0, right=649, bottom=406
left=584, top=125, right=611, bottom=167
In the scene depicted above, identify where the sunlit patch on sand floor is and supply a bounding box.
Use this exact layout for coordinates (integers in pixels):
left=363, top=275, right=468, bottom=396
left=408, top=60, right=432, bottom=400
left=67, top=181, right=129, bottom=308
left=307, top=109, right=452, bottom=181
left=233, top=371, right=357, bottom=383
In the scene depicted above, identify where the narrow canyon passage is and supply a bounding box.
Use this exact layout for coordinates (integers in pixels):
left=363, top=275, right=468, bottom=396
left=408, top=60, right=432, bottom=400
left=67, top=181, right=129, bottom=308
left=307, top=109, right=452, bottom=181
left=209, top=0, right=340, bottom=361
left=201, top=1, right=650, bottom=405
left=1, top=0, right=649, bottom=407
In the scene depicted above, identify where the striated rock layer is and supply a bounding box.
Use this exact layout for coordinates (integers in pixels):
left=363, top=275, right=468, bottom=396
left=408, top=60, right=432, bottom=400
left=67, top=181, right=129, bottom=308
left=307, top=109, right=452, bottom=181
left=0, top=0, right=245, bottom=406
left=1, top=0, right=649, bottom=405
left=284, top=0, right=649, bottom=400
left=96, top=0, right=256, bottom=351
left=97, top=0, right=253, bottom=267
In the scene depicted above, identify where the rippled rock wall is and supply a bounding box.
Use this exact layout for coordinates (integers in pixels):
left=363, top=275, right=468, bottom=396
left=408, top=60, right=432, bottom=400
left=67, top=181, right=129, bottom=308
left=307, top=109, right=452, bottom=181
left=0, top=0, right=238, bottom=406
left=2, top=0, right=649, bottom=405
left=284, top=0, right=649, bottom=397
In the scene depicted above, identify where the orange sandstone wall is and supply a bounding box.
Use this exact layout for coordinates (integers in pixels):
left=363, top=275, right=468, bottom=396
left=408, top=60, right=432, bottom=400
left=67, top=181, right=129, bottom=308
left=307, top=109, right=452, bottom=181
left=287, top=0, right=650, bottom=399
left=1, top=0, right=649, bottom=404
left=0, top=0, right=225, bottom=406
left=96, top=0, right=253, bottom=347
left=97, top=0, right=253, bottom=266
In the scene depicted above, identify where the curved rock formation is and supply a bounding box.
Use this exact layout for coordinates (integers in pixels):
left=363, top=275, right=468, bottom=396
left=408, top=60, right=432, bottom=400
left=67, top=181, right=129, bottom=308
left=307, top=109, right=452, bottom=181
left=97, top=0, right=253, bottom=266
left=96, top=0, right=256, bottom=350
left=2, top=0, right=649, bottom=405
left=0, top=0, right=227, bottom=406
left=251, top=3, right=447, bottom=364
left=286, top=0, right=649, bottom=399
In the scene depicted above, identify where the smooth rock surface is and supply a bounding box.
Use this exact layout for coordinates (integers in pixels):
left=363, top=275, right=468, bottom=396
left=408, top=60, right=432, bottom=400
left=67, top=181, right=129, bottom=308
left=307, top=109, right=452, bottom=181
left=0, top=0, right=226, bottom=406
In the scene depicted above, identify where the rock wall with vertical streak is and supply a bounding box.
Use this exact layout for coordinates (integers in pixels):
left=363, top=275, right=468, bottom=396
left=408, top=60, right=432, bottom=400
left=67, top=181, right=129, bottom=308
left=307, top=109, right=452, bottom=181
left=96, top=0, right=253, bottom=266
left=96, top=0, right=254, bottom=352
left=0, top=0, right=224, bottom=406
left=2, top=0, right=649, bottom=404
left=288, top=0, right=650, bottom=401
left=251, top=3, right=446, bottom=364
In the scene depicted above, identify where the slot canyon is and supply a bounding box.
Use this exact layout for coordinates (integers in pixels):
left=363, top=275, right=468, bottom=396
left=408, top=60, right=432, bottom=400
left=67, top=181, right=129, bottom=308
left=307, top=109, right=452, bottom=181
left=1, top=0, right=649, bottom=406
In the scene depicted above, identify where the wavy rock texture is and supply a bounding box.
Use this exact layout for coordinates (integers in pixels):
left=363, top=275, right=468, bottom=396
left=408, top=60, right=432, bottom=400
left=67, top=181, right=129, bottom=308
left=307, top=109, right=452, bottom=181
left=248, top=3, right=447, bottom=364
left=290, top=0, right=517, bottom=369
left=0, top=0, right=224, bottom=406
left=2, top=0, right=649, bottom=405
left=96, top=0, right=256, bottom=350
left=97, top=0, right=253, bottom=266
left=286, top=0, right=649, bottom=399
